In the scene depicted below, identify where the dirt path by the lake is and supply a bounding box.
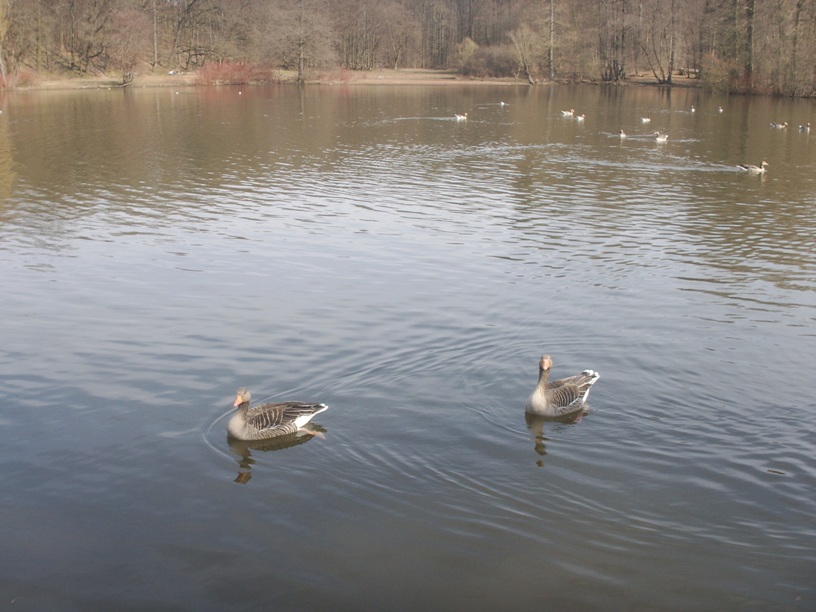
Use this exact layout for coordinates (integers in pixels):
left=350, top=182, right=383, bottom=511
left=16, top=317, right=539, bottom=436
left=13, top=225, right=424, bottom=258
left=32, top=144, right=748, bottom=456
left=12, top=68, right=691, bottom=91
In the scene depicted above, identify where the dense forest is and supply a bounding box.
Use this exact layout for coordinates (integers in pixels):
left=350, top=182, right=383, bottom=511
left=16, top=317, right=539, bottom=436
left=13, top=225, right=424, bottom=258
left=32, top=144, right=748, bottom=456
left=1, top=0, right=815, bottom=96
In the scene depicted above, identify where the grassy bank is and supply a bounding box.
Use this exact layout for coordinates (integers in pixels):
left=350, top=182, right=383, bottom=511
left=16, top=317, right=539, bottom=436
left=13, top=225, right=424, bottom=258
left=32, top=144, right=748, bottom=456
left=8, top=68, right=697, bottom=91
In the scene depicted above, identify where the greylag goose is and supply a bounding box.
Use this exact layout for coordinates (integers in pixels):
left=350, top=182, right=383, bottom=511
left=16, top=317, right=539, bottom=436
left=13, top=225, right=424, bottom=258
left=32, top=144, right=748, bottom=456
left=770, top=121, right=788, bottom=128
left=641, top=116, right=651, bottom=123
left=654, top=132, right=668, bottom=143
left=799, top=123, right=811, bottom=133
left=454, top=113, right=467, bottom=121
left=524, top=355, right=600, bottom=418
left=619, top=129, right=626, bottom=138
left=228, top=388, right=328, bottom=441
left=738, top=160, right=769, bottom=174
left=575, top=114, right=585, bottom=122
left=561, top=109, right=575, bottom=116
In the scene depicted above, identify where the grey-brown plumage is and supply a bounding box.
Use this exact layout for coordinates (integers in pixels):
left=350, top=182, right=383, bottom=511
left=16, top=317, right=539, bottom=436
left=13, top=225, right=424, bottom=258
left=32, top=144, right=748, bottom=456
left=524, top=355, right=600, bottom=417
left=228, top=388, right=328, bottom=441
left=738, top=160, right=768, bottom=174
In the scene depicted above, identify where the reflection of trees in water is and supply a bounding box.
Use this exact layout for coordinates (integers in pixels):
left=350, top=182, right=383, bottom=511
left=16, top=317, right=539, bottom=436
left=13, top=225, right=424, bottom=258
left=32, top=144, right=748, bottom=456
left=524, top=410, right=585, bottom=468
left=228, top=424, right=327, bottom=484
left=0, top=95, right=16, bottom=205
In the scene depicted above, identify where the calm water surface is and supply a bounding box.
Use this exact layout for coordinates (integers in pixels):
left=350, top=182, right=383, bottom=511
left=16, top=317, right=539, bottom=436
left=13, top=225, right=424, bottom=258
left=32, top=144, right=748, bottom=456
left=1, top=83, right=814, bottom=610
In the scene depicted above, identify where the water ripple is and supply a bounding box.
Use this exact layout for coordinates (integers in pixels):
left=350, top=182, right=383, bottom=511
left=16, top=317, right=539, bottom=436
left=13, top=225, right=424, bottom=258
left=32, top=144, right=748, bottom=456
left=2, top=85, right=815, bottom=609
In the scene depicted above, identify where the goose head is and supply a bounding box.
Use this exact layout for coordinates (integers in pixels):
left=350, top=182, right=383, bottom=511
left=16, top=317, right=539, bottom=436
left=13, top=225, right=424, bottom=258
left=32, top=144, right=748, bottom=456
left=234, top=388, right=251, bottom=407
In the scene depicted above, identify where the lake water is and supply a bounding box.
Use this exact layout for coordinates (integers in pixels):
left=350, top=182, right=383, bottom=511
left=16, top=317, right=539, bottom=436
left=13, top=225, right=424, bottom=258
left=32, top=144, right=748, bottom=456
left=1, top=82, right=814, bottom=610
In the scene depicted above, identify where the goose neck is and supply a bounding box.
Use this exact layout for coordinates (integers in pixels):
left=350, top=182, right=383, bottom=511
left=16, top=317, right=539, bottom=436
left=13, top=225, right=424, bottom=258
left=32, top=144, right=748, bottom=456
left=537, top=367, right=551, bottom=389
left=236, top=401, right=250, bottom=419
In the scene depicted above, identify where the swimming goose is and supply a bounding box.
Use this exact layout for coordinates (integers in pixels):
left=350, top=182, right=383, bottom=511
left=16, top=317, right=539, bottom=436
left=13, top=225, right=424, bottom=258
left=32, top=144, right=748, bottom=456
left=619, top=129, right=626, bottom=138
left=228, top=388, right=328, bottom=441
left=561, top=109, right=575, bottom=116
left=654, top=132, right=668, bottom=143
left=454, top=113, right=467, bottom=121
left=575, top=114, right=585, bottom=122
left=770, top=121, right=788, bottom=128
left=524, top=355, right=600, bottom=418
left=641, top=116, right=651, bottom=123
left=738, top=161, right=769, bottom=174
left=799, top=122, right=810, bottom=133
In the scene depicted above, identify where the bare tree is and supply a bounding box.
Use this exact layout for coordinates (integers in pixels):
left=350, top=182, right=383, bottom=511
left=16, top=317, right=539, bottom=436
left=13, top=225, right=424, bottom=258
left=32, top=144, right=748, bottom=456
left=509, top=23, right=542, bottom=83
left=548, top=0, right=555, bottom=80
left=379, top=1, right=419, bottom=69
left=260, top=0, right=334, bottom=77
left=742, top=0, right=754, bottom=90
left=598, top=0, right=629, bottom=82
left=334, top=0, right=374, bottom=70
left=0, top=0, right=811, bottom=95
left=0, top=0, right=9, bottom=86
left=167, top=0, right=212, bottom=70
left=52, top=0, right=115, bottom=74
left=640, top=0, right=676, bottom=83
left=106, top=8, right=150, bottom=84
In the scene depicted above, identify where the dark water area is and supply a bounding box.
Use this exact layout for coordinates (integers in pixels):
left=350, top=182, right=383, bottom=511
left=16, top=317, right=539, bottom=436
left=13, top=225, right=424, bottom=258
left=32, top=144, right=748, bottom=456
left=1, top=83, right=814, bottom=609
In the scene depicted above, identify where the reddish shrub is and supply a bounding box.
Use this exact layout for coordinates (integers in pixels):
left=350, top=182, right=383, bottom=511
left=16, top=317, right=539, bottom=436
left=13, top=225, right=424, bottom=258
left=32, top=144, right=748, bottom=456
left=196, top=62, right=280, bottom=85
left=9, top=70, right=42, bottom=88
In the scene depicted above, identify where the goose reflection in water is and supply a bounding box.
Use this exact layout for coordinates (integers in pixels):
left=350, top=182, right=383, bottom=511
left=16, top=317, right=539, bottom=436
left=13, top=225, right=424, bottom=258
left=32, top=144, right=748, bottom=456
left=525, top=411, right=586, bottom=467
left=227, top=424, right=327, bottom=484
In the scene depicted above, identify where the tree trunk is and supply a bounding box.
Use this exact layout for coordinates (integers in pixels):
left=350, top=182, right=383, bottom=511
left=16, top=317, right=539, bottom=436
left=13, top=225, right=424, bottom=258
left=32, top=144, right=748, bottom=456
left=297, top=0, right=305, bottom=84
left=743, top=0, right=755, bottom=90
left=667, top=0, right=675, bottom=84
left=789, top=0, right=803, bottom=94
left=152, top=0, right=158, bottom=70
left=0, top=0, right=7, bottom=88
left=549, top=0, right=554, bottom=80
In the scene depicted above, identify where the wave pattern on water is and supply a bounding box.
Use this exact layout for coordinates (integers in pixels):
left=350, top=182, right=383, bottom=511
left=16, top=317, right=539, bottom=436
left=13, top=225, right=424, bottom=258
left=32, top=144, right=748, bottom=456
left=1, top=86, right=815, bottom=609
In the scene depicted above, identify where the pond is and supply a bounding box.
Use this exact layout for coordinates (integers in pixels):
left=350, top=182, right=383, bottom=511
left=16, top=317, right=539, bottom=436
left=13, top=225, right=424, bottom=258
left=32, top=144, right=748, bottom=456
left=1, top=82, right=814, bottom=609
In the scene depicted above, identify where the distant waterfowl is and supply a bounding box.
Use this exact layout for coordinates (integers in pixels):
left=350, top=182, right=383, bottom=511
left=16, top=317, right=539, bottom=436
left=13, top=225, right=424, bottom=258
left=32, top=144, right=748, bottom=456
left=799, top=122, right=811, bottom=133
left=561, top=109, right=575, bottom=116
left=770, top=121, right=788, bottom=128
left=575, top=114, right=585, bottom=122
left=228, top=388, right=328, bottom=441
left=524, top=355, right=600, bottom=418
left=691, top=105, right=696, bottom=113
left=499, top=101, right=507, bottom=106
left=718, top=106, right=724, bottom=113
left=641, top=116, right=651, bottom=123
left=738, top=161, right=769, bottom=174
left=654, top=132, right=668, bottom=143
left=619, top=129, right=626, bottom=138
left=454, top=113, right=467, bottom=121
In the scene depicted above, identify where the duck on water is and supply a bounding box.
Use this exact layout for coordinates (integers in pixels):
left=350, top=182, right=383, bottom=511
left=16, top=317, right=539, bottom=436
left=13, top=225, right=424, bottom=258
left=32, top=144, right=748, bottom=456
left=228, top=388, right=328, bottom=441
left=524, top=355, right=600, bottom=419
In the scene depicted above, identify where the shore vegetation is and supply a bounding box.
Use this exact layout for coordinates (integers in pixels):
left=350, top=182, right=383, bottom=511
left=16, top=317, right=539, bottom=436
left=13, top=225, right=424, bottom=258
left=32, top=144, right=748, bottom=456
left=1, top=0, right=814, bottom=96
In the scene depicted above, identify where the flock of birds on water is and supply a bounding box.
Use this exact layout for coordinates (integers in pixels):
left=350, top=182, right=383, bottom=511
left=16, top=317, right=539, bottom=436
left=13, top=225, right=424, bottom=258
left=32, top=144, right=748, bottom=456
left=227, top=102, right=812, bottom=442
left=226, top=102, right=811, bottom=444
left=452, top=102, right=812, bottom=176
left=228, top=354, right=600, bottom=441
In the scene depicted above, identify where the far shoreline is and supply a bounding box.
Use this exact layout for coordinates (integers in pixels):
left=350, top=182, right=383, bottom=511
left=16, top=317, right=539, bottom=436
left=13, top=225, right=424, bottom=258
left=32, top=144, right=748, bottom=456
left=8, top=67, right=700, bottom=92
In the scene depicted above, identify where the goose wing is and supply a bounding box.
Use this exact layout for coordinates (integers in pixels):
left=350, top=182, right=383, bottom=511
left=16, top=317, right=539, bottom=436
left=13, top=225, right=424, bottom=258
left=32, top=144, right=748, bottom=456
left=547, top=384, right=586, bottom=412
left=549, top=370, right=597, bottom=389
left=247, top=402, right=326, bottom=434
